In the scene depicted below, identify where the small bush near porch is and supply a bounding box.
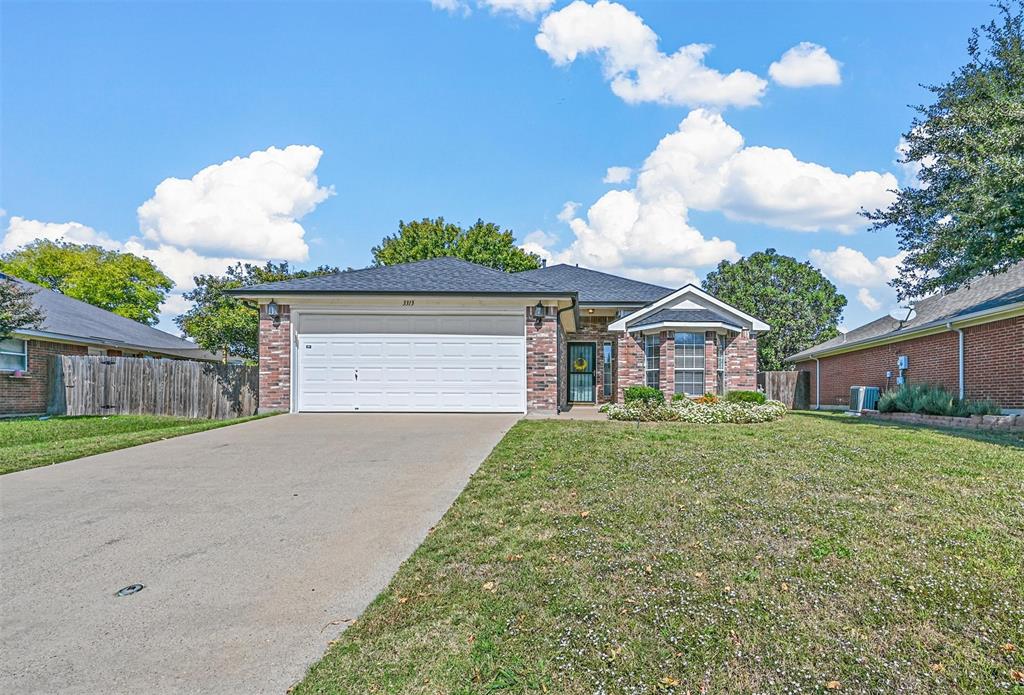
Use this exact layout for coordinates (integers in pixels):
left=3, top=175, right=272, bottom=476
left=295, top=413, right=1023, bottom=694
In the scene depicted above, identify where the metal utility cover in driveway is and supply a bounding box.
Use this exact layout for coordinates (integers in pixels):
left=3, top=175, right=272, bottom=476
left=0, top=412, right=518, bottom=694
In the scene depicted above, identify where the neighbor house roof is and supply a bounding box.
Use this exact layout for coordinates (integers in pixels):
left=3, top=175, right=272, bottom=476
left=228, top=257, right=572, bottom=297
left=515, top=264, right=672, bottom=305
left=628, top=308, right=743, bottom=331
left=787, top=261, right=1024, bottom=362
left=5, top=274, right=220, bottom=360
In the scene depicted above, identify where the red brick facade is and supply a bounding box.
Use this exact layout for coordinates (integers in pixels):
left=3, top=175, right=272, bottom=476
left=795, top=315, right=1023, bottom=409
left=615, top=331, right=646, bottom=403
left=526, top=305, right=558, bottom=412
left=1, top=339, right=88, bottom=416
left=258, top=303, right=292, bottom=412
left=724, top=329, right=757, bottom=392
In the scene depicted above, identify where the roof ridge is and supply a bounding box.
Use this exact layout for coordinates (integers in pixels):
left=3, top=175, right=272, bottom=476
left=518, top=263, right=672, bottom=291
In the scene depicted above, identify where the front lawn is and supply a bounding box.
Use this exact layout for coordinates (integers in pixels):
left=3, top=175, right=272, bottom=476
left=0, top=413, right=273, bottom=475
left=296, top=413, right=1023, bottom=694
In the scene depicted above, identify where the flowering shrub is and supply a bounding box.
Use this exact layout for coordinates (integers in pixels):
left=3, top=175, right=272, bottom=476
left=601, top=398, right=787, bottom=423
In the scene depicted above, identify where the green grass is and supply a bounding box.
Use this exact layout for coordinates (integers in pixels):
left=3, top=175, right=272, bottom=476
left=0, top=413, right=274, bottom=474
left=295, top=412, right=1023, bottom=695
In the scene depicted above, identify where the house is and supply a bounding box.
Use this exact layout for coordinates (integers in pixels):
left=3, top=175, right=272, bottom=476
left=227, top=257, right=768, bottom=414
left=787, top=262, right=1024, bottom=411
left=1, top=274, right=221, bottom=417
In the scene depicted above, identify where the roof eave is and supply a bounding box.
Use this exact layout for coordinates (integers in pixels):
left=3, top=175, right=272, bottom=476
left=226, top=289, right=577, bottom=300
left=12, top=328, right=218, bottom=360
left=785, top=300, right=1024, bottom=362
left=626, top=321, right=744, bottom=334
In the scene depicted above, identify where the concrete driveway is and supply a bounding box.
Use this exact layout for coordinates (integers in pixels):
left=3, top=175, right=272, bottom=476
left=0, top=412, right=519, bottom=694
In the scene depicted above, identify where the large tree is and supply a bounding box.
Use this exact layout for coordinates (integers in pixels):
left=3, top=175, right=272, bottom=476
left=865, top=2, right=1024, bottom=299
left=176, top=261, right=339, bottom=362
left=372, top=217, right=541, bottom=272
left=0, top=240, right=172, bottom=325
left=0, top=278, right=45, bottom=339
left=702, top=249, right=847, bottom=372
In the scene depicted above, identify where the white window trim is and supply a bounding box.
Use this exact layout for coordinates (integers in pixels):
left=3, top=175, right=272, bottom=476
left=0, top=337, right=28, bottom=372
left=644, top=335, right=660, bottom=389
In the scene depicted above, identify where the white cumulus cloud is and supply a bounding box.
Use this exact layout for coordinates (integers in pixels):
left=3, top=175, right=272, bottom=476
left=556, top=201, right=580, bottom=222
left=1, top=217, right=122, bottom=253
left=137, top=144, right=333, bottom=263
left=603, top=166, right=633, bottom=184
left=857, top=287, right=881, bottom=312
left=478, top=0, right=555, bottom=19
left=535, top=0, right=767, bottom=107
left=768, top=42, right=841, bottom=87
left=808, top=245, right=906, bottom=287
left=528, top=110, right=896, bottom=285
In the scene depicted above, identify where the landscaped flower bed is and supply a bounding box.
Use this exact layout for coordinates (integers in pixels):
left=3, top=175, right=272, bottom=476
left=601, top=395, right=787, bottom=423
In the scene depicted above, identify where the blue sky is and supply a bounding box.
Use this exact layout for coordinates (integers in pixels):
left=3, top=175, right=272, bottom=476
left=1, top=0, right=994, bottom=331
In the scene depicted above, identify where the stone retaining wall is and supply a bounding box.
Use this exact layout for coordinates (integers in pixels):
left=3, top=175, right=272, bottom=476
left=861, top=409, right=1024, bottom=432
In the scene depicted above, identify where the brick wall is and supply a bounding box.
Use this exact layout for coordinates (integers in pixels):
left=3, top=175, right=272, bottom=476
left=616, top=332, right=646, bottom=402
left=1, top=339, right=87, bottom=416
left=795, top=315, right=1023, bottom=409
left=964, top=316, right=1024, bottom=407
left=658, top=331, right=675, bottom=396
left=258, top=303, right=292, bottom=412
left=724, top=329, right=757, bottom=391
left=704, top=332, right=718, bottom=394
left=526, top=305, right=558, bottom=412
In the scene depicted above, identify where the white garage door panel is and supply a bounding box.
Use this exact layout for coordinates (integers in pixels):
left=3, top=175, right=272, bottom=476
left=296, top=328, right=526, bottom=413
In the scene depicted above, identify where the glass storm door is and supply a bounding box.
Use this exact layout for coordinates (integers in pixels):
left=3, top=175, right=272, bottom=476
left=568, top=343, right=596, bottom=403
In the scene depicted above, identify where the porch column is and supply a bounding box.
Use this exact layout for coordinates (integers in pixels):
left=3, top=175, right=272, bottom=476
left=704, top=331, right=717, bottom=394
left=659, top=330, right=675, bottom=396
left=615, top=332, right=644, bottom=402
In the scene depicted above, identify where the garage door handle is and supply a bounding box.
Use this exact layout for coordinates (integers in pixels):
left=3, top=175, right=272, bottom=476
left=354, top=369, right=358, bottom=381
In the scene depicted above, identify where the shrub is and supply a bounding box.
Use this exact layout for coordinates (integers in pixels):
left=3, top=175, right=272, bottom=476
left=623, top=385, right=664, bottom=404
left=725, top=390, right=766, bottom=405
left=876, top=383, right=1000, bottom=418
left=603, top=398, right=787, bottom=424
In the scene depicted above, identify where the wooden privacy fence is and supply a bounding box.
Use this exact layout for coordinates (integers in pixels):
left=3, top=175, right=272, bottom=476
left=758, top=370, right=810, bottom=410
left=49, top=355, right=258, bottom=419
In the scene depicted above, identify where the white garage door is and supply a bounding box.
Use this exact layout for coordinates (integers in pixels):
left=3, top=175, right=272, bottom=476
left=296, top=313, right=526, bottom=413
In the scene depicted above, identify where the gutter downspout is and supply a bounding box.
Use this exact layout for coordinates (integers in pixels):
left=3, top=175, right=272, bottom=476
left=555, top=297, right=578, bottom=414
left=813, top=357, right=821, bottom=410
left=947, top=322, right=965, bottom=399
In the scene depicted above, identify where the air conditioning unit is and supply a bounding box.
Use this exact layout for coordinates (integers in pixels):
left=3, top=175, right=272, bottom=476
left=849, top=386, right=881, bottom=412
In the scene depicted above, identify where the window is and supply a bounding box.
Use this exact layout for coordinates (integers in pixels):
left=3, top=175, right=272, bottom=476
left=674, top=332, right=705, bottom=396
left=716, top=333, right=728, bottom=395
left=0, top=338, right=28, bottom=372
left=602, top=342, right=613, bottom=397
left=644, top=335, right=660, bottom=389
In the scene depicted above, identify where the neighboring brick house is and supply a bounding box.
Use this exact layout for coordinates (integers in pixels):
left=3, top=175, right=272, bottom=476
left=228, top=257, right=768, bottom=415
left=787, top=262, right=1024, bottom=411
left=1, top=274, right=220, bottom=417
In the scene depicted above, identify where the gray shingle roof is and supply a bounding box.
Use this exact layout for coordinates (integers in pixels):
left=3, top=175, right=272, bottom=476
left=787, top=261, right=1024, bottom=361
left=230, top=257, right=570, bottom=296
left=629, top=308, right=741, bottom=329
left=6, top=275, right=220, bottom=360
left=515, top=264, right=672, bottom=304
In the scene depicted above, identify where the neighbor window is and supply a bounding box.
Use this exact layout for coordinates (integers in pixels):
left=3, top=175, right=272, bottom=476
left=644, top=335, right=660, bottom=389
left=602, top=341, right=613, bottom=397
left=674, top=331, right=705, bottom=396
left=0, top=338, right=28, bottom=372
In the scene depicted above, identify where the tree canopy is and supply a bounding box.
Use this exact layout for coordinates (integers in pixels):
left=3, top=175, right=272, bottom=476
left=865, top=2, right=1024, bottom=299
left=0, top=240, right=172, bottom=326
left=702, top=249, right=847, bottom=372
left=0, top=279, right=45, bottom=340
left=176, top=261, right=339, bottom=362
left=371, top=217, right=541, bottom=272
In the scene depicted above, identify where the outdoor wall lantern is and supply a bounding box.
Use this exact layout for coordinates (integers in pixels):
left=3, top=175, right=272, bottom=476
left=532, top=302, right=546, bottom=323
left=267, top=300, right=280, bottom=326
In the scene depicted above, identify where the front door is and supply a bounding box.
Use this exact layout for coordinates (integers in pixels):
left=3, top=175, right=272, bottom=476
left=567, top=343, right=596, bottom=403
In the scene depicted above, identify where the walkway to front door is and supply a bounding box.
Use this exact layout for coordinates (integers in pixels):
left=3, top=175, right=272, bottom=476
left=568, top=342, right=596, bottom=403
